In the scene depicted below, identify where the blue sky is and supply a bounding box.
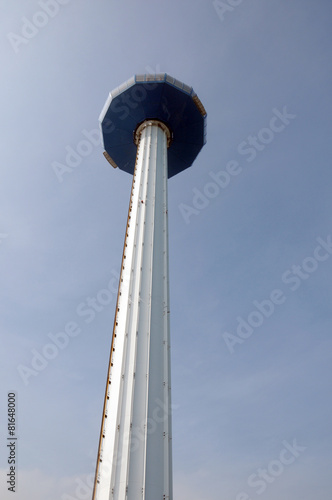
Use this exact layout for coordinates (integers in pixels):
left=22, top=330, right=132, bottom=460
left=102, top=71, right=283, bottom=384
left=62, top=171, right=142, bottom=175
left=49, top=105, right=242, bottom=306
left=1, top=0, right=332, bottom=499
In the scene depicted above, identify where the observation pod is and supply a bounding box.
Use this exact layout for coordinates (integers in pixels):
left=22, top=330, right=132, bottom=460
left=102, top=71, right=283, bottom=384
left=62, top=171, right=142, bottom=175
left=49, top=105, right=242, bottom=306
left=93, top=74, right=206, bottom=500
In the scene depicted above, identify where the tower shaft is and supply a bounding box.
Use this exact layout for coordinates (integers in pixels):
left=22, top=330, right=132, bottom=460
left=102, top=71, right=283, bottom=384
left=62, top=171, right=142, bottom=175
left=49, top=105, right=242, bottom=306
left=93, top=121, right=173, bottom=500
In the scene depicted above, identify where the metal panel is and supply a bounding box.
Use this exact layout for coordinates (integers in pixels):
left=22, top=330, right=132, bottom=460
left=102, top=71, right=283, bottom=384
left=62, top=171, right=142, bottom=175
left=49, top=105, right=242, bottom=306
left=182, top=83, right=192, bottom=94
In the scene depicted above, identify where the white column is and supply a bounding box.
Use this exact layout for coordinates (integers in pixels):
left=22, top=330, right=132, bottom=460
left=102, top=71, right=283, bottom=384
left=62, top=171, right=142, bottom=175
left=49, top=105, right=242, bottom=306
left=93, top=121, right=173, bottom=500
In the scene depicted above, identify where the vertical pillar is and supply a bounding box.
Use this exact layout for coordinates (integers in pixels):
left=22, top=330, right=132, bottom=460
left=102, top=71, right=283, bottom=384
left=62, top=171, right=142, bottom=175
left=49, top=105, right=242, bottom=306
left=93, top=121, right=173, bottom=500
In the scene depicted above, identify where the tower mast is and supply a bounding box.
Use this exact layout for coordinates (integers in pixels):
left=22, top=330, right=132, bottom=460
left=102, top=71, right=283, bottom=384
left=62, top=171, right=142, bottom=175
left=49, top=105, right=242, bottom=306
left=93, top=74, right=206, bottom=500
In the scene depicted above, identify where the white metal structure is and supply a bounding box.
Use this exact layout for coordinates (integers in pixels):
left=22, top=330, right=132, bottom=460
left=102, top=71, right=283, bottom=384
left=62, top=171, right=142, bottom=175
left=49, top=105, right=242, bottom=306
left=93, top=121, right=173, bottom=500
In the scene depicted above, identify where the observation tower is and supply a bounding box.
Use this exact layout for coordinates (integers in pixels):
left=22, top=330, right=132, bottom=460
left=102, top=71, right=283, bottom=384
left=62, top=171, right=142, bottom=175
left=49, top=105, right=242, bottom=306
left=92, top=73, right=206, bottom=500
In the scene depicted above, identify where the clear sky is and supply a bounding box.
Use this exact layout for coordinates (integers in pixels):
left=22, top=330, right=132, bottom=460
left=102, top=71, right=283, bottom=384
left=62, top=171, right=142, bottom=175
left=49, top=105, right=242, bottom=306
left=1, top=1, right=332, bottom=499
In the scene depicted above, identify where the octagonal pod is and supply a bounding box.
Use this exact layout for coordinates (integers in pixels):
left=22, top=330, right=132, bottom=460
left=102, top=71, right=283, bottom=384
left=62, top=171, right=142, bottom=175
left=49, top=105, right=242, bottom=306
left=99, top=73, right=207, bottom=179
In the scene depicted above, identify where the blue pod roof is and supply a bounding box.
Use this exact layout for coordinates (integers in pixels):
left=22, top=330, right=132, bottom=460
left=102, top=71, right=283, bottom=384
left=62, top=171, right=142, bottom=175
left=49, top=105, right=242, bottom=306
left=99, top=74, right=207, bottom=178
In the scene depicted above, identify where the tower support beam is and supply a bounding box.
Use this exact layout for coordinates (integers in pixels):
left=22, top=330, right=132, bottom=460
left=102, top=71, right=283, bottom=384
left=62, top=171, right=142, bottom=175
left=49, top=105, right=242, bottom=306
left=93, top=121, right=172, bottom=500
